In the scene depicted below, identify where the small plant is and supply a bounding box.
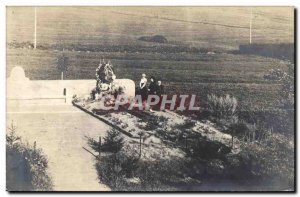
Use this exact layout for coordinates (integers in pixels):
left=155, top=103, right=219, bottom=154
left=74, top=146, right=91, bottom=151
left=207, top=94, right=238, bottom=120
left=6, top=121, right=20, bottom=146
left=96, top=144, right=186, bottom=191
left=96, top=145, right=140, bottom=190
left=144, top=115, right=168, bottom=131
left=85, top=135, right=101, bottom=153
left=56, top=54, right=69, bottom=80
left=102, top=129, right=124, bottom=153
left=227, top=120, right=272, bottom=145
left=72, top=94, right=79, bottom=102
left=86, top=129, right=124, bottom=153
left=227, top=120, right=247, bottom=147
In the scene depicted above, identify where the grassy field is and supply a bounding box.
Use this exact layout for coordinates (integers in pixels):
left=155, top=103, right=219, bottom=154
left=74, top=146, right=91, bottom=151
left=7, top=7, right=294, bottom=50
left=7, top=48, right=286, bottom=109
left=6, top=7, right=294, bottom=109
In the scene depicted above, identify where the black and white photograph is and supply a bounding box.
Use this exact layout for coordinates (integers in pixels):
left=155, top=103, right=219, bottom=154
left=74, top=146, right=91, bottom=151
left=5, top=5, right=295, bottom=192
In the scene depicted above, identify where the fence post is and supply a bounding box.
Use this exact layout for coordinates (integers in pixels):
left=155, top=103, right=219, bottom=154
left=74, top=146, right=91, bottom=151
left=33, top=141, right=36, bottom=152
left=139, top=134, right=142, bottom=157
left=116, top=142, right=118, bottom=153
left=98, top=136, right=101, bottom=158
left=185, top=136, right=188, bottom=152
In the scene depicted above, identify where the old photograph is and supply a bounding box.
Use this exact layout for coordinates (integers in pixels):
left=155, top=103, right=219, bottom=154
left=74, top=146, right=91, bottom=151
left=6, top=6, right=295, bottom=191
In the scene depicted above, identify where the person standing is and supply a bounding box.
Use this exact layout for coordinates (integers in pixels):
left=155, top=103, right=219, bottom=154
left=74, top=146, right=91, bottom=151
left=156, top=80, right=164, bottom=96
left=140, top=73, right=148, bottom=102
left=148, top=76, right=157, bottom=95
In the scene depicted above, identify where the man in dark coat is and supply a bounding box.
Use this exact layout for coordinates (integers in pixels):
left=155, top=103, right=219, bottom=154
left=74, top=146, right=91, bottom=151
left=156, top=80, right=164, bottom=96
left=148, top=76, right=157, bottom=95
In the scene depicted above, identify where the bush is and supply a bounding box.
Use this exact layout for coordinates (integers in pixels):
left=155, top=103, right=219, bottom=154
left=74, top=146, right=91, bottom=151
left=6, top=125, right=52, bottom=191
left=95, top=143, right=187, bottom=191
left=96, top=146, right=140, bottom=190
left=227, top=120, right=272, bottom=144
left=138, top=35, right=168, bottom=43
left=264, top=62, right=294, bottom=109
left=86, top=129, right=124, bottom=153
left=232, top=134, right=294, bottom=190
left=238, top=105, right=294, bottom=137
left=188, top=137, right=231, bottom=159
left=86, top=135, right=101, bottom=153
left=263, top=68, right=285, bottom=81
left=136, top=157, right=184, bottom=191
left=207, top=94, right=238, bottom=120
left=144, top=115, right=168, bottom=131
left=102, top=129, right=124, bottom=152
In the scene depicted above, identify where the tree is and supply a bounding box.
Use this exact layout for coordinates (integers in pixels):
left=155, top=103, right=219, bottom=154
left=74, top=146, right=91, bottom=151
left=102, top=129, right=124, bottom=153
left=264, top=62, right=294, bottom=108
left=57, top=54, right=69, bottom=80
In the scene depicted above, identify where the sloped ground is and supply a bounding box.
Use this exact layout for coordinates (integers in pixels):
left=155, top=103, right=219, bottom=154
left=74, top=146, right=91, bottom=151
left=74, top=98, right=234, bottom=149
left=74, top=99, right=246, bottom=191
left=7, top=105, right=110, bottom=191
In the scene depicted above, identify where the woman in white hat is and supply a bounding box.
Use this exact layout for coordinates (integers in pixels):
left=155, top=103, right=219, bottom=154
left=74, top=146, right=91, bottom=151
left=139, top=73, right=148, bottom=102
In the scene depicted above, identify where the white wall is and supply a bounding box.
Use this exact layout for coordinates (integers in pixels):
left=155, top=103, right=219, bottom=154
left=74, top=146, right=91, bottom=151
left=7, top=67, right=135, bottom=105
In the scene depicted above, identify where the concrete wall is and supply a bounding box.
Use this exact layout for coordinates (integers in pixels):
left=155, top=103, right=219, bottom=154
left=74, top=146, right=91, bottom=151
left=7, top=66, right=135, bottom=105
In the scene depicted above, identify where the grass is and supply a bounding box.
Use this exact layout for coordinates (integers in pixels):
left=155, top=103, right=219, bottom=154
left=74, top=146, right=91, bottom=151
left=7, top=7, right=294, bottom=50
left=6, top=7, right=293, bottom=110
left=7, top=47, right=287, bottom=109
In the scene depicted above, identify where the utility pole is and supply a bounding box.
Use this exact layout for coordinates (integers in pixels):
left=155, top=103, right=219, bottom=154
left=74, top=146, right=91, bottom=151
left=249, top=7, right=253, bottom=44
left=34, top=7, right=37, bottom=49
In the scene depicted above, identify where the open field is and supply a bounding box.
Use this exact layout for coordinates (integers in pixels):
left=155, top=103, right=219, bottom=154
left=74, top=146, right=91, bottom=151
left=6, top=7, right=294, bottom=109
left=7, top=7, right=294, bottom=50
left=7, top=47, right=286, bottom=108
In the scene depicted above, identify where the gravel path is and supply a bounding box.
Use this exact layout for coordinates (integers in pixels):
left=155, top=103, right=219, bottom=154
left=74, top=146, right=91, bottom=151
left=7, top=104, right=111, bottom=191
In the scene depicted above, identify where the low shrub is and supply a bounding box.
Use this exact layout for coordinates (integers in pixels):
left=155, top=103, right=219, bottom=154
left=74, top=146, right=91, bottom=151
left=227, top=120, right=272, bottom=144
left=86, top=129, right=124, bottom=153
left=96, top=146, right=140, bottom=190
left=207, top=94, right=238, bottom=120
left=144, top=115, right=168, bottom=131
left=6, top=125, right=52, bottom=191
left=228, top=134, right=294, bottom=190
left=95, top=143, right=186, bottom=191
left=238, top=106, right=294, bottom=137
left=102, top=129, right=124, bottom=152
left=138, top=35, right=168, bottom=43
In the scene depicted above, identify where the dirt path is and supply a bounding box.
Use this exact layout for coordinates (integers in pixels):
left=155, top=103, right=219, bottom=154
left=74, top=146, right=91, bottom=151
left=7, top=105, right=111, bottom=191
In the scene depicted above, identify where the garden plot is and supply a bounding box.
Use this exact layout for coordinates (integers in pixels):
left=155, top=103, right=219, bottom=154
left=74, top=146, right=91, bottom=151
left=192, top=121, right=232, bottom=146
left=73, top=97, right=234, bottom=153
left=124, top=139, right=186, bottom=162
left=73, top=99, right=143, bottom=138
left=136, top=110, right=233, bottom=148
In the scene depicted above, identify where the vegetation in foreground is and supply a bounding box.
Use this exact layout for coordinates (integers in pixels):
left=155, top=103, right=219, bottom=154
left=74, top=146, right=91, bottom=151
left=6, top=123, right=53, bottom=191
left=86, top=63, right=294, bottom=191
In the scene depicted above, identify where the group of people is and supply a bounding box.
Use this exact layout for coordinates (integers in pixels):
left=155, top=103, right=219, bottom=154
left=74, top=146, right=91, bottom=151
left=139, top=73, right=164, bottom=101
left=91, top=60, right=165, bottom=108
